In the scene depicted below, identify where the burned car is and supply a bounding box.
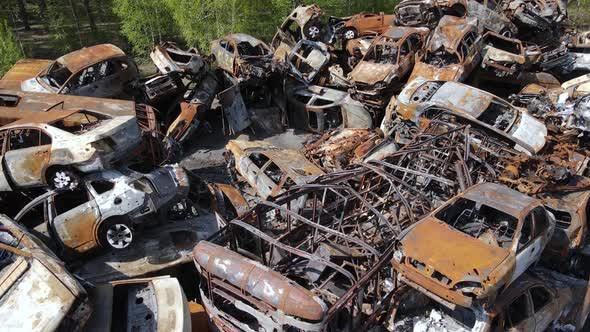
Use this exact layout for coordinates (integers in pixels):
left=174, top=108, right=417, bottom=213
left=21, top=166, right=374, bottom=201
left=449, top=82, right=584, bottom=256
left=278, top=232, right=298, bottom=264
left=0, top=109, right=141, bottom=190
left=393, top=78, right=547, bottom=154
left=286, top=39, right=331, bottom=85
left=225, top=140, right=324, bottom=200
left=408, top=16, right=483, bottom=82
left=0, top=215, right=91, bottom=331
left=499, top=0, right=567, bottom=33
left=348, top=26, right=429, bottom=107
left=150, top=41, right=204, bottom=76
left=271, top=5, right=326, bottom=62
left=86, top=276, right=191, bottom=332
left=287, top=85, right=375, bottom=132
left=14, top=165, right=190, bottom=256
left=467, top=0, right=518, bottom=37
left=480, top=31, right=541, bottom=77
left=393, top=267, right=590, bottom=331
left=332, top=12, right=396, bottom=40
left=394, top=0, right=468, bottom=27
left=392, top=183, right=556, bottom=308
left=211, top=34, right=273, bottom=84
left=11, top=44, right=139, bottom=99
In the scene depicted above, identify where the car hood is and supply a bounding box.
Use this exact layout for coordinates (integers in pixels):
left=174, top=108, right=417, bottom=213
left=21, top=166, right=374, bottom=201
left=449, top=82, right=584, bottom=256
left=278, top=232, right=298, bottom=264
left=349, top=61, right=397, bottom=85
left=21, top=77, right=53, bottom=93
left=409, top=62, right=463, bottom=82
left=400, top=217, right=510, bottom=286
left=1, top=59, right=52, bottom=82
left=511, top=111, right=547, bottom=153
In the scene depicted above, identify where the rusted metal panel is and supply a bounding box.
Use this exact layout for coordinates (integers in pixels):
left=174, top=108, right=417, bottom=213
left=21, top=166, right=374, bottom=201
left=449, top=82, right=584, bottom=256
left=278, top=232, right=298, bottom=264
left=0, top=59, right=53, bottom=82
left=219, top=85, right=250, bottom=135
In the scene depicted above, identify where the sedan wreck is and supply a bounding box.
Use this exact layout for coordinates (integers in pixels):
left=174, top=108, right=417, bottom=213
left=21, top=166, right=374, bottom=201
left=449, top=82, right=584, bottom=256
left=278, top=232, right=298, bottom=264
left=4, top=44, right=139, bottom=99
left=0, top=109, right=141, bottom=190
left=392, top=78, right=548, bottom=154
left=212, top=34, right=273, bottom=84
left=393, top=183, right=556, bottom=308
left=225, top=139, right=324, bottom=200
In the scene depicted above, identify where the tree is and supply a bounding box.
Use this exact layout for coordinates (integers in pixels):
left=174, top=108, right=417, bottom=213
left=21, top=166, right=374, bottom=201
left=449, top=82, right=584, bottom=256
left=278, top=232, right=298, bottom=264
left=83, top=0, right=96, bottom=31
left=17, top=0, right=31, bottom=30
left=0, top=19, right=24, bottom=77
left=112, top=0, right=178, bottom=55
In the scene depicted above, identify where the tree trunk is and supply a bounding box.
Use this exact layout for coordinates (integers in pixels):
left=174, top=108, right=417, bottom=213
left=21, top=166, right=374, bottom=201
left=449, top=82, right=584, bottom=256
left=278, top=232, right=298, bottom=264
left=17, top=0, right=30, bottom=31
left=37, top=0, right=47, bottom=14
left=68, top=0, right=83, bottom=46
left=83, top=0, right=96, bottom=31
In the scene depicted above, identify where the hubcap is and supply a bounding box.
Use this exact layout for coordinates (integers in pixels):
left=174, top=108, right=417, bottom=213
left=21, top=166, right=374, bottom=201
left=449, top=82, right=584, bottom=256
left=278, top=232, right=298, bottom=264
left=106, top=224, right=133, bottom=249
left=308, top=26, right=320, bottom=38
left=344, top=30, right=355, bottom=39
left=53, top=171, right=76, bottom=189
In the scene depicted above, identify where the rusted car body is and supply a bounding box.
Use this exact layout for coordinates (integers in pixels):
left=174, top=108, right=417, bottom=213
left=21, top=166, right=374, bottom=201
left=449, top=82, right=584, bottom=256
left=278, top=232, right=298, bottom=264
left=271, top=5, right=325, bottom=62
left=394, top=0, right=468, bottom=27
left=565, top=31, right=590, bottom=73
left=14, top=44, right=139, bottom=98
left=286, top=39, right=331, bottom=84
left=467, top=0, right=518, bottom=37
left=394, top=78, right=547, bottom=154
left=304, top=128, right=383, bottom=171
left=287, top=85, right=374, bottom=132
left=348, top=26, right=429, bottom=107
left=14, top=165, right=190, bottom=256
left=86, top=276, right=191, bottom=331
left=225, top=140, right=324, bottom=199
left=0, top=109, right=141, bottom=190
left=540, top=176, right=590, bottom=265
left=409, top=16, right=482, bottom=82
left=480, top=31, right=541, bottom=76
left=211, top=34, right=273, bottom=84
left=394, top=267, right=590, bottom=331
left=393, top=183, right=556, bottom=309
left=334, top=12, right=396, bottom=40
left=0, top=215, right=91, bottom=331
left=499, top=0, right=567, bottom=32
left=150, top=41, right=204, bottom=75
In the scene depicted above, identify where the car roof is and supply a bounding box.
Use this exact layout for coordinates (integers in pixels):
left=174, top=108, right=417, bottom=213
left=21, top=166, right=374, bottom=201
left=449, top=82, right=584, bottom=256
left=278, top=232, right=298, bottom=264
left=227, top=33, right=265, bottom=46
left=430, top=81, right=494, bottom=118
left=461, top=183, right=540, bottom=218
left=381, top=26, right=424, bottom=40
left=56, top=44, right=127, bottom=73
left=427, top=16, right=477, bottom=52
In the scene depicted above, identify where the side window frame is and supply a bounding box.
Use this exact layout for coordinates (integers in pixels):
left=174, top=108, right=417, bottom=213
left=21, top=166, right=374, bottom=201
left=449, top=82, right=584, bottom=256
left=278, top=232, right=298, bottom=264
left=518, top=211, right=534, bottom=251
left=7, top=127, right=52, bottom=152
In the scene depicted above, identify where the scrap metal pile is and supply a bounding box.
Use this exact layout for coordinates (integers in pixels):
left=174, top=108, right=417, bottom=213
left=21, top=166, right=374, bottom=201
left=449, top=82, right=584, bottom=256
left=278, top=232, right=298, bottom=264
left=3, top=1, right=590, bottom=331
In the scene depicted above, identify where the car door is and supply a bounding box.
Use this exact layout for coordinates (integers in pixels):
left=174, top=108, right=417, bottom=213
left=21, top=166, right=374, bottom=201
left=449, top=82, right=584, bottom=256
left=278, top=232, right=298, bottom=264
left=530, top=286, right=557, bottom=331
left=362, top=13, right=382, bottom=31
left=50, top=185, right=101, bottom=253
left=215, top=39, right=236, bottom=75
left=397, top=37, right=415, bottom=77
left=0, top=131, right=12, bottom=191
left=512, top=210, right=544, bottom=283
left=504, top=293, right=536, bottom=331
left=3, top=128, right=52, bottom=188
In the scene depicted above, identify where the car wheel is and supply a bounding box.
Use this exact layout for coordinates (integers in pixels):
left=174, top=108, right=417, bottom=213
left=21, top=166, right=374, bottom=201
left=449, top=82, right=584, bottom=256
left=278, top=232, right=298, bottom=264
left=306, top=25, right=321, bottom=39
left=49, top=169, right=80, bottom=190
left=500, top=29, right=513, bottom=38
left=343, top=28, right=358, bottom=40
left=100, top=221, right=133, bottom=250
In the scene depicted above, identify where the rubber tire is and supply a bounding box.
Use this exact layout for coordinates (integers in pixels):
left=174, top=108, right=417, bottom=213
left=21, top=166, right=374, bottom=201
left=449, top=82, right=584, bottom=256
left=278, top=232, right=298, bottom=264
left=97, top=219, right=134, bottom=250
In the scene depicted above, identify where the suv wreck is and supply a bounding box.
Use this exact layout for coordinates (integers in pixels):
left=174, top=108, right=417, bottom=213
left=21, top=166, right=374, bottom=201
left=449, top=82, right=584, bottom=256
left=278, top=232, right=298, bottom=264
left=348, top=26, right=429, bottom=107
left=409, top=15, right=482, bottom=82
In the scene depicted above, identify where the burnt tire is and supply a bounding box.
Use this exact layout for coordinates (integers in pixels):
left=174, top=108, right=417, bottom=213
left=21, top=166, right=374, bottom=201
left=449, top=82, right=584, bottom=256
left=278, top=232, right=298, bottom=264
left=342, top=28, right=358, bottom=40
left=48, top=168, right=80, bottom=190
left=98, top=219, right=134, bottom=250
